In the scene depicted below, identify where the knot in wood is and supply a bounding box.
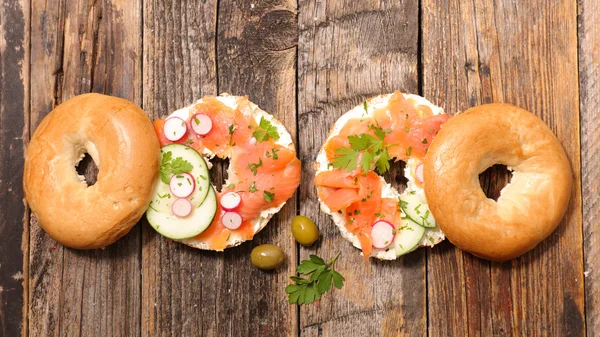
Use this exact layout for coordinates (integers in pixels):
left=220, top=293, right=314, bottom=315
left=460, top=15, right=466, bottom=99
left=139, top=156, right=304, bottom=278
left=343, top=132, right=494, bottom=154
left=255, top=9, right=298, bottom=51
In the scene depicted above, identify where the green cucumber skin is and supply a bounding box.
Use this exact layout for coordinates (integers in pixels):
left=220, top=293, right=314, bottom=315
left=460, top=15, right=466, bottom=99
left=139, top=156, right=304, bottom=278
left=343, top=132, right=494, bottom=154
left=151, top=144, right=211, bottom=213
left=146, top=186, right=218, bottom=240
left=146, top=144, right=217, bottom=240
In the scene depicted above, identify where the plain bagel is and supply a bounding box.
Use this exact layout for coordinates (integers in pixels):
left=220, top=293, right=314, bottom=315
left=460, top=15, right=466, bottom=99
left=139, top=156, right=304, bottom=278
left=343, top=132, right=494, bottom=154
left=24, top=94, right=160, bottom=249
left=423, top=103, right=572, bottom=261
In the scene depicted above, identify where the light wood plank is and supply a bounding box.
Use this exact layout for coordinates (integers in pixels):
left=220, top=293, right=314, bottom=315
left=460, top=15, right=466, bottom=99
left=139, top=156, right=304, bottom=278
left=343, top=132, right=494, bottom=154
left=28, top=1, right=142, bottom=336
left=579, top=0, right=600, bottom=334
left=297, top=1, right=425, bottom=336
left=422, top=0, right=584, bottom=335
left=0, top=0, right=29, bottom=336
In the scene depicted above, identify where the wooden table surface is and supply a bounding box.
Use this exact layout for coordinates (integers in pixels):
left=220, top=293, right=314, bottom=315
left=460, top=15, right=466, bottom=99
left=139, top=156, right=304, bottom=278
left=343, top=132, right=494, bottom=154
left=0, top=0, right=598, bottom=336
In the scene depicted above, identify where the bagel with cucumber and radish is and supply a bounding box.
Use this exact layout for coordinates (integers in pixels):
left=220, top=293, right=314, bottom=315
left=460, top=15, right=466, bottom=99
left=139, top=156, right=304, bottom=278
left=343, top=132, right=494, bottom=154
left=314, top=92, right=449, bottom=260
left=24, top=94, right=160, bottom=249
left=148, top=94, right=301, bottom=250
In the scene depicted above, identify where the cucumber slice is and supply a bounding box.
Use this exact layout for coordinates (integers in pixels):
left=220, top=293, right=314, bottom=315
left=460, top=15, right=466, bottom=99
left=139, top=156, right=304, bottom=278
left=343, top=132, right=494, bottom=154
left=399, top=193, right=436, bottom=228
left=146, top=186, right=218, bottom=239
left=394, top=218, right=425, bottom=256
left=150, top=144, right=211, bottom=213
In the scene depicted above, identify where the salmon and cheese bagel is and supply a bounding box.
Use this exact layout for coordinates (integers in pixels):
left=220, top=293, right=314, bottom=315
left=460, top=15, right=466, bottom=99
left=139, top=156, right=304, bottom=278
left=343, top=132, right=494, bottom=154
left=149, top=94, right=301, bottom=250
left=314, top=92, right=450, bottom=260
left=24, top=94, right=160, bottom=249
left=424, top=104, right=572, bottom=261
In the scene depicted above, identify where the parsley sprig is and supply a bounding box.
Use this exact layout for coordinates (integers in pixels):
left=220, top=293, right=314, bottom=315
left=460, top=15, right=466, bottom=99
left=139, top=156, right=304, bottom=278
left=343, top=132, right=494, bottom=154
left=159, top=151, right=193, bottom=184
left=252, top=117, right=280, bottom=142
left=285, top=252, right=345, bottom=305
left=332, top=125, right=392, bottom=174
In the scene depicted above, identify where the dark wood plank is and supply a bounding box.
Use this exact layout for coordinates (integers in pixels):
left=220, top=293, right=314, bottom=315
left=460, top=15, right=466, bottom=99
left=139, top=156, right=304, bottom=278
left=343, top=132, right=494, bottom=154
left=579, top=0, right=600, bottom=334
left=141, top=0, right=299, bottom=336
left=422, top=0, right=584, bottom=335
left=0, top=1, right=29, bottom=336
left=141, top=0, right=220, bottom=336
left=28, top=1, right=142, bottom=336
left=297, top=1, right=426, bottom=336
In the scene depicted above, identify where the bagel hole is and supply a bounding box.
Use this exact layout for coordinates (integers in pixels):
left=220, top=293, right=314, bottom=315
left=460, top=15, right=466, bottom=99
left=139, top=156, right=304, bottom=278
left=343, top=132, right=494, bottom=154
left=382, top=160, right=408, bottom=194
left=479, top=164, right=512, bottom=201
left=76, top=153, right=99, bottom=186
left=209, top=156, right=229, bottom=190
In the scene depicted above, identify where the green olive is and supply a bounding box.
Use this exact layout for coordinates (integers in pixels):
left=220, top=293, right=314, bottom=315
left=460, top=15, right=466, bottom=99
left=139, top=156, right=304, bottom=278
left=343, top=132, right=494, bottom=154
left=251, top=244, right=285, bottom=270
left=291, top=215, right=319, bottom=246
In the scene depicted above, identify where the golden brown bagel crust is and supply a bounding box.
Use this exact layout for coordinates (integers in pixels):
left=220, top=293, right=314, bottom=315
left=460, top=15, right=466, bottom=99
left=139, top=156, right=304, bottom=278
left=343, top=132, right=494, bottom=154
left=24, top=93, right=160, bottom=249
left=423, top=104, right=572, bottom=261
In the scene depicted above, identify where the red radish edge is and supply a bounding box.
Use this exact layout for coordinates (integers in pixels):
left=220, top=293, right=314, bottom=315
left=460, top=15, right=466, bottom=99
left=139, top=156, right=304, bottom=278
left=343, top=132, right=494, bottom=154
left=415, top=163, right=424, bottom=183
left=371, top=220, right=395, bottom=249
left=220, top=191, right=241, bottom=210
left=164, top=117, right=187, bottom=141
left=222, top=211, right=242, bottom=230
left=190, top=113, right=213, bottom=135
left=169, top=172, right=196, bottom=198
left=172, top=198, right=193, bottom=217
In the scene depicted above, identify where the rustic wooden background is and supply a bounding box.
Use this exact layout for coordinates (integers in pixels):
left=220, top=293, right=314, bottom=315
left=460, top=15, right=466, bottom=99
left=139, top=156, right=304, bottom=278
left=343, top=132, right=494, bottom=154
left=0, top=0, right=597, bottom=336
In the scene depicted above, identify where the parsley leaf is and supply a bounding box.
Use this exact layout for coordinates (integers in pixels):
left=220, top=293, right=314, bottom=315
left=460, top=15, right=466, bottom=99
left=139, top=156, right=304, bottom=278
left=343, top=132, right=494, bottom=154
left=375, top=148, right=391, bottom=174
left=332, top=147, right=359, bottom=171
left=331, top=125, right=392, bottom=174
left=249, top=181, right=258, bottom=193
left=263, top=190, right=275, bottom=202
left=159, top=151, right=193, bottom=184
left=286, top=252, right=344, bottom=305
left=252, top=117, right=280, bottom=142
left=247, top=158, right=263, bottom=176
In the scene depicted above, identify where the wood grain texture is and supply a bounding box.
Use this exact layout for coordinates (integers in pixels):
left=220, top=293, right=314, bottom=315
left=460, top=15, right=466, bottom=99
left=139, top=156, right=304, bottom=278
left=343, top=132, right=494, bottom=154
left=297, top=1, right=426, bottom=336
left=141, top=0, right=299, bottom=336
left=28, top=0, right=142, bottom=336
left=141, top=0, right=220, bottom=336
left=0, top=0, right=29, bottom=336
left=579, top=0, right=600, bottom=334
left=423, top=0, right=584, bottom=335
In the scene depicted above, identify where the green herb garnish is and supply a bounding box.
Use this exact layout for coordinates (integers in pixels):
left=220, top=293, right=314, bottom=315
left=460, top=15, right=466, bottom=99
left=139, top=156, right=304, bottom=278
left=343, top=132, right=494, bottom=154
left=331, top=125, right=392, bottom=174
left=249, top=182, right=258, bottom=193
left=263, top=190, right=275, bottom=202
left=159, top=151, right=193, bottom=184
left=285, top=252, right=345, bottom=305
left=247, top=158, right=263, bottom=176
left=252, top=117, right=280, bottom=142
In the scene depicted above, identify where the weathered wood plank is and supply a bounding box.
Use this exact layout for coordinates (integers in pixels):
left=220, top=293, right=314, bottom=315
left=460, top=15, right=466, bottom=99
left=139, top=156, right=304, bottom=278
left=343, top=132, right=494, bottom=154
left=141, top=0, right=220, bottom=336
left=297, top=1, right=425, bottom=336
left=579, top=0, right=600, bottom=334
left=423, top=0, right=584, bottom=335
left=141, top=0, right=299, bottom=336
left=0, top=0, right=29, bottom=336
left=216, top=0, right=299, bottom=335
left=28, top=0, right=142, bottom=336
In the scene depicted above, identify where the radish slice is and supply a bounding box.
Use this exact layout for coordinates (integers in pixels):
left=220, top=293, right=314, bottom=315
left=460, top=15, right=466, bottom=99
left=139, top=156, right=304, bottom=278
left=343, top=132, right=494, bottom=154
left=222, top=211, right=242, bottom=230
left=172, top=198, right=193, bottom=217
left=169, top=172, right=196, bottom=198
left=415, top=163, right=424, bottom=183
left=371, top=220, right=396, bottom=249
left=164, top=117, right=187, bottom=141
left=220, top=191, right=241, bottom=210
left=190, top=113, right=213, bottom=135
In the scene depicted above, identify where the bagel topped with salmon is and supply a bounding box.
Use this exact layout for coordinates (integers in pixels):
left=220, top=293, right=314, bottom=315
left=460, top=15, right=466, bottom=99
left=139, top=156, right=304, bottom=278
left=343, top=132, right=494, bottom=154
left=314, top=92, right=449, bottom=260
left=148, top=94, right=301, bottom=250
